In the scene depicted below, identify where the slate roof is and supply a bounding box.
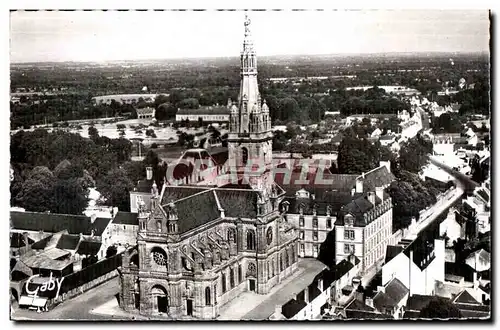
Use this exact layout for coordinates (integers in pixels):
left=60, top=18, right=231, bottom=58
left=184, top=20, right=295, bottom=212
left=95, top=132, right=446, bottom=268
left=31, top=235, right=53, bottom=250
left=285, top=190, right=358, bottom=216
left=344, top=298, right=393, bottom=319
left=465, top=249, right=490, bottom=271
left=281, top=299, right=307, bottom=319
left=156, top=184, right=261, bottom=234
left=406, top=294, right=439, bottom=312
left=360, top=165, right=395, bottom=192
left=10, top=233, right=34, bottom=248
left=215, top=188, right=258, bottom=218
left=275, top=169, right=358, bottom=196
left=174, top=190, right=221, bottom=233
left=336, top=192, right=390, bottom=227
left=177, top=106, right=229, bottom=115
left=331, top=256, right=359, bottom=281
left=132, top=179, right=155, bottom=193
left=112, top=211, right=138, bottom=226
left=10, top=211, right=111, bottom=236
left=452, top=290, right=480, bottom=305
left=21, top=253, right=73, bottom=271
left=77, top=240, right=102, bottom=257
left=385, top=245, right=403, bottom=264
left=56, top=234, right=81, bottom=250
left=308, top=281, right=322, bottom=302
left=373, top=278, right=409, bottom=311
left=161, top=186, right=210, bottom=205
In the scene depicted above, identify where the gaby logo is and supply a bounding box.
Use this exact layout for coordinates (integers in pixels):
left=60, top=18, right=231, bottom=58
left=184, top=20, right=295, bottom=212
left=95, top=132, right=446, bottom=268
left=25, top=273, right=64, bottom=300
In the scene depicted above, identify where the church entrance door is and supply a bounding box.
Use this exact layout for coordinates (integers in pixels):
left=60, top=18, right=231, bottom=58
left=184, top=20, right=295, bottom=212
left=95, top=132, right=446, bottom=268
left=249, top=279, right=256, bottom=292
left=186, top=299, right=193, bottom=316
left=157, top=296, right=168, bottom=313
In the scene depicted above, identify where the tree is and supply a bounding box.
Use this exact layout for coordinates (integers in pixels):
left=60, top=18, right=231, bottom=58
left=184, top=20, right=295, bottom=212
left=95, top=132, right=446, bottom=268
left=154, top=94, right=170, bottom=108
left=106, top=245, right=118, bottom=258
left=122, top=160, right=146, bottom=184
left=51, top=178, right=89, bottom=215
left=145, top=128, right=157, bottom=138
left=419, top=297, right=462, bottom=319
left=97, top=168, right=134, bottom=211
left=337, top=136, right=380, bottom=174
left=398, top=135, right=433, bottom=174
left=88, top=126, right=99, bottom=142
left=156, top=102, right=178, bottom=121
left=178, top=98, right=199, bottom=109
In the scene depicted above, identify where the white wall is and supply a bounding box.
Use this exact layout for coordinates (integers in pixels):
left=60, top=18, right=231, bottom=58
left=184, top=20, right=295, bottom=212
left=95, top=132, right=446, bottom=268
left=382, top=239, right=445, bottom=296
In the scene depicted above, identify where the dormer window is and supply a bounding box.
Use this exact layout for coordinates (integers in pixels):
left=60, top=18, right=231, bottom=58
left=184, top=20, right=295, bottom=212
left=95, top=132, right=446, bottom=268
left=157, top=220, right=162, bottom=232
left=345, top=215, right=354, bottom=226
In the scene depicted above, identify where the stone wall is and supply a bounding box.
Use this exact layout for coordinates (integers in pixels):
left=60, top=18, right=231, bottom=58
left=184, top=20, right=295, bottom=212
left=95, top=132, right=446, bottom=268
left=47, top=270, right=119, bottom=309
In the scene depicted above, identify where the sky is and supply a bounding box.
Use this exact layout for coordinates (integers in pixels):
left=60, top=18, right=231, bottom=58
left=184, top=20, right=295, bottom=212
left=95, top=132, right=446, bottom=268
left=9, top=10, right=490, bottom=63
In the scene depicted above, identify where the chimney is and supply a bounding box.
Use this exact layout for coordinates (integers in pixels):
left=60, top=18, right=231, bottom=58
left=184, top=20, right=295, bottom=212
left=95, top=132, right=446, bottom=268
left=368, top=192, right=376, bottom=205
left=22, top=232, right=30, bottom=248
left=356, top=177, right=364, bottom=193
left=146, top=166, right=153, bottom=180
left=351, top=188, right=356, bottom=196
left=473, top=272, right=478, bottom=290
left=376, top=187, right=384, bottom=202
left=365, top=297, right=374, bottom=308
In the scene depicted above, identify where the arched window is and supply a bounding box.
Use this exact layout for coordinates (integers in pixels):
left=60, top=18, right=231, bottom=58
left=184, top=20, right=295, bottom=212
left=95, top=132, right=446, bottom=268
left=290, top=246, right=295, bottom=263
left=238, top=264, right=243, bottom=283
left=242, top=147, right=249, bottom=165
left=205, top=287, right=211, bottom=306
left=280, top=254, right=283, bottom=271
left=285, top=250, right=290, bottom=268
left=157, top=220, right=162, bottom=232
left=230, top=268, right=235, bottom=288
left=222, top=273, right=227, bottom=293
left=246, top=230, right=255, bottom=250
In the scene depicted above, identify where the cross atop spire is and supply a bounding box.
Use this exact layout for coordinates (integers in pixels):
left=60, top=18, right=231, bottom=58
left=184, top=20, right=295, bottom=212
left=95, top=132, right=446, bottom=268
left=244, top=14, right=251, bottom=37
left=242, top=14, right=254, bottom=53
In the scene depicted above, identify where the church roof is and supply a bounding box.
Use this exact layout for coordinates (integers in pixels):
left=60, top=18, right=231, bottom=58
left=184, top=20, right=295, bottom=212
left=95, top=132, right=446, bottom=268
left=157, top=183, right=261, bottom=234
left=175, top=190, right=221, bottom=233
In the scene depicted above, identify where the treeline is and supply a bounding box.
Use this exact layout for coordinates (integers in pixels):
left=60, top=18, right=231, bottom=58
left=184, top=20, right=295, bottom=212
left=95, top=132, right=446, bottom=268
left=10, top=128, right=164, bottom=214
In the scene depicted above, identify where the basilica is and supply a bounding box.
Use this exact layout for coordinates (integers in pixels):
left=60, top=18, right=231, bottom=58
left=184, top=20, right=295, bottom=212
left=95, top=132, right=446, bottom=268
left=118, top=16, right=299, bottom=319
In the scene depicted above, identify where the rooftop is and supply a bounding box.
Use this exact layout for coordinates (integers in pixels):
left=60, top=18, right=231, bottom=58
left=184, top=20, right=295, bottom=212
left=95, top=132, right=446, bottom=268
left=11, top=211, right=110, bottom=237
left=112, top=211, right=138, bottom=226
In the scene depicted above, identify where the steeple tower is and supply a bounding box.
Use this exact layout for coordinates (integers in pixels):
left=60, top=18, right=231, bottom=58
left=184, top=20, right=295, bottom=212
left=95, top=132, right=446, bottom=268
left=227, top=14, right=273, bottom=190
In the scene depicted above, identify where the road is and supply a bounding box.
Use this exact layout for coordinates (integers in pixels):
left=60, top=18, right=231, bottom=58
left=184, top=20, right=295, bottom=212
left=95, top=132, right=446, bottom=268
left=11, top=277, right=129, bottom=321
left=429, top=156, right=479, bottom=193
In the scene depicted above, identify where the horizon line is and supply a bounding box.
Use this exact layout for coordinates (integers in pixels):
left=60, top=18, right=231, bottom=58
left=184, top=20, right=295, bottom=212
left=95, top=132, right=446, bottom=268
left=10, top=50, right=490, bottom=65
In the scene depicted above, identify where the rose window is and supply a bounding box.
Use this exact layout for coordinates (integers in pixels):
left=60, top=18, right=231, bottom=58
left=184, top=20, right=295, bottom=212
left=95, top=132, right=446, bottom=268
left=151, top=247, right=168, bottom=267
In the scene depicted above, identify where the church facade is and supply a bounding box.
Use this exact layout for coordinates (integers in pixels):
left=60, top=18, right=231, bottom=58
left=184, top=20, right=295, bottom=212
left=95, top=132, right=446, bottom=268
left=118, top=16, right=299, bottom=320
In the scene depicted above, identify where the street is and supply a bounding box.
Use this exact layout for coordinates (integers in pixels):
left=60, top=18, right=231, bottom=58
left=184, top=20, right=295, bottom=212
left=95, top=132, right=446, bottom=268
left=11, top=277, right=128, bottom=321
